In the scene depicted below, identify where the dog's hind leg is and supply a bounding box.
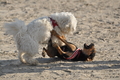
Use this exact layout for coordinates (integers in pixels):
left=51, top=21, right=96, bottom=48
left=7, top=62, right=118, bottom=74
left=53, top=43, right=66, bottom=55
left=18, top=52, right=27, bottom=64
left=23, top=53, right=39, bottom=66
left=18, top=52, right=38, bottom=65
left=42, top=47, right=56, bottom=57
left=53, top=43, right=72, bottom=55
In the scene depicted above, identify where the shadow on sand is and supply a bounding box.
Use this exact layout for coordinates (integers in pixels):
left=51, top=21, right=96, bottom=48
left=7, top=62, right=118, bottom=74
left=0, top=58, right=120, bottom=76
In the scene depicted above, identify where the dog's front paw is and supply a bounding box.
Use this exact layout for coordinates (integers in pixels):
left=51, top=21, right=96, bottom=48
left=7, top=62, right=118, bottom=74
left=42, top=51, right=46, bottom=57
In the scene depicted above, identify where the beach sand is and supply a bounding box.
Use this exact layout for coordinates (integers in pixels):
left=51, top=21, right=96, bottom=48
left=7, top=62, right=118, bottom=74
left=0, top=0, right=120, bottom=80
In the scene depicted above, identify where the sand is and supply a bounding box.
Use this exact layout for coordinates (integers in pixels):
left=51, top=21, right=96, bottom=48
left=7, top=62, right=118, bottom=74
left=0, top=0, right=120, bottom=80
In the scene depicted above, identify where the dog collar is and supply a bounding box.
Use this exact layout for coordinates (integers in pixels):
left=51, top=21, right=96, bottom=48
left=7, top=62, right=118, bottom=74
left=49, top=17, right=59, bottom=28
left=65, top=48, right=81, bottom=60
left=49, top=17, right=63, bottom=34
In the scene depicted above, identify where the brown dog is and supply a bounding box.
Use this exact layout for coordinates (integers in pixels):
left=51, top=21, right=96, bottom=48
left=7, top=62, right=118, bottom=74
left=42, top=30, right=96, bottom=61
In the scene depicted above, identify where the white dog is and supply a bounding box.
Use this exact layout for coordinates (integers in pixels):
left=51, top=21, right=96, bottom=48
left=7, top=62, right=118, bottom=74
left=4, top=12, right=77, bottom=65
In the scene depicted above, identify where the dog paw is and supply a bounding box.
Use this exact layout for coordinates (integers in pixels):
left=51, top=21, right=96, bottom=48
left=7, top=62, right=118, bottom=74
left=29, top=60, right=39, bottom=66
left=42, top=51, right=45, bottom=57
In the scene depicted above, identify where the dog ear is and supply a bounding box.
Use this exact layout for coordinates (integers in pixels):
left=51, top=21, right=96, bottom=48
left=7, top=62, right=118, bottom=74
left=84, top=43, right=94, bottom=49
left=84, top=43, right=88, bottom=49
left=89, top=43, right=94, bottom=48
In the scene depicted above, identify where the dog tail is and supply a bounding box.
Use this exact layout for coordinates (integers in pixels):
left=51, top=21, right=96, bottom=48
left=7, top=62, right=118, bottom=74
left=4, top=19, right=27, bottom=37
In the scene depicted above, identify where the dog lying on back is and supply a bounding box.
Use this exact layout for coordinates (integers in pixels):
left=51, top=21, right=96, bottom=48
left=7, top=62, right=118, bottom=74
left=42, top=30, right=96, bottom=61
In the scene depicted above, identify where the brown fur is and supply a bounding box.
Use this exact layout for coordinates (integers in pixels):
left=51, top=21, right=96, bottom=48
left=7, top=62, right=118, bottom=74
left=42, top=30, right=96, bottom=61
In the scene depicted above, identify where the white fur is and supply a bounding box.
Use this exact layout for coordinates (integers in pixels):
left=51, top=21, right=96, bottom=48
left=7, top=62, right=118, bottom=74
left=4, top=12, right=77, bottom=65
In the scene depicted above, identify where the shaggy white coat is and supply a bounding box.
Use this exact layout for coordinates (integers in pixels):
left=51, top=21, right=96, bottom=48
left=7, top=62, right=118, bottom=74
left=4, top=12, right=77, bottom=65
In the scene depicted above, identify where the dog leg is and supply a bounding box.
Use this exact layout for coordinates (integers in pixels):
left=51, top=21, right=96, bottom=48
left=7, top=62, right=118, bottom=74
left=42, top=47, right=47, bottom=57
left=18, top=51, right=38, bottom=65
left=23, top=53, right=39, bottom=66
left=51, top=30, right=76, bottom=51
left=42, top=47, right=56, bottom=57
left=86, top=58, right=93, bottom=61
left=53, top=43, right=67, bottom=55
left=18, top=52, right=27, bottom=64
left=53, top=43, right=73, bottom=57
